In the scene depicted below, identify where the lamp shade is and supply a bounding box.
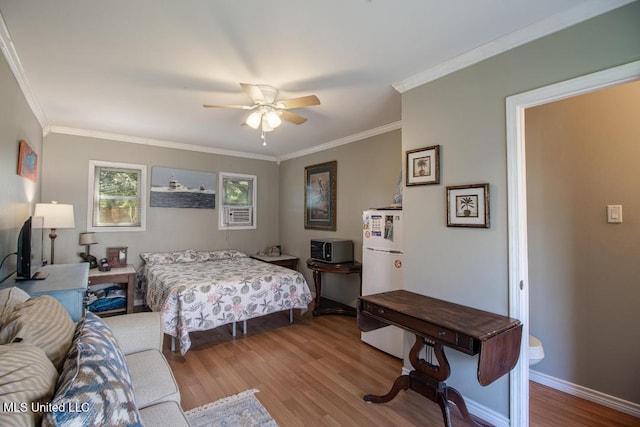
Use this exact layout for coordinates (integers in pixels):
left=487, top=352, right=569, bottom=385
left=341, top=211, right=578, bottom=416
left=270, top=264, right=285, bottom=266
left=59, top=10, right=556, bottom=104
left=34, top=202, right=75, bottom=229
left=265, top=110, right=282, bottom=128
left=79, top=232, right=97, bottom=245
left=246, top=111, right=262, bottom=129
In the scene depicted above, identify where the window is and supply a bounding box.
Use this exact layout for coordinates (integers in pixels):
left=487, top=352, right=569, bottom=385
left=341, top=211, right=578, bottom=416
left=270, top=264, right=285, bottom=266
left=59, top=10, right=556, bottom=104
left=87, top=160, right=146, bottom=232
left=218, top=172, right=257, bottom=230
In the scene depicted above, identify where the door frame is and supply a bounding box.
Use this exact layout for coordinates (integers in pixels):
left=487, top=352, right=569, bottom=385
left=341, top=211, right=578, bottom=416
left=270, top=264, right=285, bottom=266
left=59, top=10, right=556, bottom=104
left=506, top=60, right=640, bottom=427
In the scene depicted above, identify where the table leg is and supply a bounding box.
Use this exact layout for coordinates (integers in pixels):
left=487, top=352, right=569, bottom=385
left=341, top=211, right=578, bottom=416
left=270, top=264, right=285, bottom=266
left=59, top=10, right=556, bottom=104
left=312, top=269, right=322, bottom=316
left=126, top=272, right=135, bottom=314
left=364, top=334, right=491, bottom=427
left=364, top=375, right=410, bottom=403
left=446, top=386, right=494, bottom=427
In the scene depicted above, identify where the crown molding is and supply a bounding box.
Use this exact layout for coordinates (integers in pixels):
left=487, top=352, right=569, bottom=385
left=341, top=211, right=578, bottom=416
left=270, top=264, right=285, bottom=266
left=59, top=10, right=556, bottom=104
left=47, top=126, right=279, bottom=162
left=278, top=121, right=402, bottom=162
left=392, top=0, right=636, bottom=93
left=0, top=11, right=47, bottom=127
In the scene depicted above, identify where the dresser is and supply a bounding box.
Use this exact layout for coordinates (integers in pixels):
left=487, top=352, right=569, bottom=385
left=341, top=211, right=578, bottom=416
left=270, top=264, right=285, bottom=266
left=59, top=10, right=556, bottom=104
left=10, top=263, right=89, bottom=321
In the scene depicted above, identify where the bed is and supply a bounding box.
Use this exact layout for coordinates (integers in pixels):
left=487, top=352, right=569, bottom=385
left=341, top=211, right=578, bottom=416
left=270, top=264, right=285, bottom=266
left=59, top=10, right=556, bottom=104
left=140, top=249, right=313, bottom=354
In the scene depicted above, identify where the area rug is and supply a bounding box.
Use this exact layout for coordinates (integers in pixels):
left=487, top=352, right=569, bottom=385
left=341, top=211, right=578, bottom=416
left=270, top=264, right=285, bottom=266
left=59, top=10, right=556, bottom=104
left=185, top=389, right=278, bottom=427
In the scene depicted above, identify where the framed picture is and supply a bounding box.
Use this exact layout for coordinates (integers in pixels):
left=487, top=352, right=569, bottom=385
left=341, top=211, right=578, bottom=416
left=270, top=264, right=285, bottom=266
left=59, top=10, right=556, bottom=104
left=150, top=166, right=216, bottom=209
left=304, top=160, right=337, bottom=230
left=446, top=183, right=490, bottom=228
left=406, top=145, right=439, bottom=186
left=107, top=247, right=128, bottom=267
left=17, top=140, right=38, bottom=182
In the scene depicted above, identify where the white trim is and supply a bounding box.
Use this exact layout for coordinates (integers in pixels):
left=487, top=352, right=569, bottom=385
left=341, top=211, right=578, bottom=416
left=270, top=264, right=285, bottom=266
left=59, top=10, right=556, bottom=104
left=506, top=60, right=640, bottom=427
left=530, top=370, right=640, bottom=418
left=0, top=11, right=47, bottom=127
left=393, top=0, right=635, bottom=93
left=278, top=121, right=402, bottom=162
left=50, top=122, right=403, bottom=163
left=49, top=126, right=278, bottom=162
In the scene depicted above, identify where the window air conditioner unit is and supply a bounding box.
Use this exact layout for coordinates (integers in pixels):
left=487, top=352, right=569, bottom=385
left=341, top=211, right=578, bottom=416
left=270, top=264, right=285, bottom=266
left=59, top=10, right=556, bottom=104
left=224, top=207, right=253, bottom=226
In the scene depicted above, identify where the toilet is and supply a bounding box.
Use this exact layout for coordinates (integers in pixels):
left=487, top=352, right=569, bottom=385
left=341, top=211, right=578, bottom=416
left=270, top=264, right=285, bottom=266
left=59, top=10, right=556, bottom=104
left=528, top=335, right=545, bottom=366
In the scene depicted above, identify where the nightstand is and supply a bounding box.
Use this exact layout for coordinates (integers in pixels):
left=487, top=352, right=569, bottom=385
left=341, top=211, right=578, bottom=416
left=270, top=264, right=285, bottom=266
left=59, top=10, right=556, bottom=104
left=251, top=254, right=299, bottom=270
left=88, top=265, right=136, bottom=316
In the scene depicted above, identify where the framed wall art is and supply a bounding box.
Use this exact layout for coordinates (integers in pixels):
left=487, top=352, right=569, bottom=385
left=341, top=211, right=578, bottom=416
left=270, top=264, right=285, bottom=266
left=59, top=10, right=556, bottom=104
left=107, top=247, right=128, bottom=267
left=150, top=166, right=216, bottom=209
left=17, top=140, right=38, bottom=182
left=304, top=160, right=337, bottom=231
left=406, top=145, right=439, bottom=186
left=446, top=183, right=490, bottom=228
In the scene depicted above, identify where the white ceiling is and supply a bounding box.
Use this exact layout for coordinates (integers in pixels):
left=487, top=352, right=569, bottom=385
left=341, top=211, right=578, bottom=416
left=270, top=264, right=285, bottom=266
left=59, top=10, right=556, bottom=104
left=0, top=1, right=630, bottom=161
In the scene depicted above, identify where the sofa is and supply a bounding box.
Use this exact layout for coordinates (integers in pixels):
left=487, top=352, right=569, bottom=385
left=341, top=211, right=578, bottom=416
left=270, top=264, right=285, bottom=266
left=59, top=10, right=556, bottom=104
left=0, top=286, right=190, bottom=426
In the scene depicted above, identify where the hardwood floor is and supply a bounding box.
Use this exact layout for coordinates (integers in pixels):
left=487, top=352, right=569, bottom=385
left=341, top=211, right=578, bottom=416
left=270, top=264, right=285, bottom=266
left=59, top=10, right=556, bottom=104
left=164, top=311, right=639, bottom=426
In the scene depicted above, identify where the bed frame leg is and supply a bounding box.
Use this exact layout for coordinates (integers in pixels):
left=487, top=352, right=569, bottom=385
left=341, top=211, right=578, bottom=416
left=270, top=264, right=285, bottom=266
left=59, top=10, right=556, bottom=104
left=243, top=320, right=247, bottom=335
left=170, top=336, right=176, bottom=352
left=289, top=308, right=294, bottom=324
left=232, top=322, right=237, bottom=337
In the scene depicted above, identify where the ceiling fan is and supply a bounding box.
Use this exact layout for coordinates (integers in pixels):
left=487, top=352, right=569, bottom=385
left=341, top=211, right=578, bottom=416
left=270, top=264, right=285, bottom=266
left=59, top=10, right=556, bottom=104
left=203, top=83, right=320, bottom=138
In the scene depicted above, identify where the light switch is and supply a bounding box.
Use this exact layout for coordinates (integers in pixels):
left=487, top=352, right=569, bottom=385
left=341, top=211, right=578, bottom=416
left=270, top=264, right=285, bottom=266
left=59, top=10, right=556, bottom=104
left=607, top=205, right=622, bottom=223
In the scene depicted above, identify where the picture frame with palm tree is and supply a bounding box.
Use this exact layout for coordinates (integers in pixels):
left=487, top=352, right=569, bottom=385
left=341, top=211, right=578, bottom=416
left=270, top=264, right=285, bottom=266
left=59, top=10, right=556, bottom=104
left=406, top=145, right=439, bottom=186
left=446, top=183, right=490, bottom=228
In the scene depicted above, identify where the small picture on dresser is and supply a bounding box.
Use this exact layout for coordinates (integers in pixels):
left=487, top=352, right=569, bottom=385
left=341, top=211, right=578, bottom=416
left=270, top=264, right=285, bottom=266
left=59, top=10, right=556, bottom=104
left=107, top=247, right=128, bottom=267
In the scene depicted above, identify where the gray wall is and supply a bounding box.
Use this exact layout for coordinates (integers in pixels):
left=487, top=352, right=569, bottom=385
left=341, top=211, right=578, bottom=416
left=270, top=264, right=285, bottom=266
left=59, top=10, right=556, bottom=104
left=526, top=80, right=640, bottom=404
left=0, top=51, right=42, bottom=283
left=40, top=133, right=280, bottom=268
left=401, top=2, right=640, bottom=417
left=279, top=130, right=401, bottom=306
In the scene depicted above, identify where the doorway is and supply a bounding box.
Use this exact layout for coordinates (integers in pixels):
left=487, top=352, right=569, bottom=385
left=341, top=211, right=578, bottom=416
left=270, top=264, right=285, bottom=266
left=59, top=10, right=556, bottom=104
left=506, top=60, right=640, bottom=427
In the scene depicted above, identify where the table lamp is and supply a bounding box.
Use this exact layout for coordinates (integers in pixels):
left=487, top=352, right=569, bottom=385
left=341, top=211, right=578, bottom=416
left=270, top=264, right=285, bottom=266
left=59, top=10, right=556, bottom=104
left=79, top=232, right=98, bottom=268
left=34, top=201, right=75, bottom=264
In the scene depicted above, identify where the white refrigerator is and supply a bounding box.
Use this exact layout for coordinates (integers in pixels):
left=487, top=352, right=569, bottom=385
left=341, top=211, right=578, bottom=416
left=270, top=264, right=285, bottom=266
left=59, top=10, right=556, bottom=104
left=361, top=209, right=404, bottom=358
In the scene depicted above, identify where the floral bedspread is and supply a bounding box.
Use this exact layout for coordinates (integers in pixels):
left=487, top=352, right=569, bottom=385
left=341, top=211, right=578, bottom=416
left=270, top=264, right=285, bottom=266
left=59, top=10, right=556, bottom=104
left=144, top=253, right=312, bottom=354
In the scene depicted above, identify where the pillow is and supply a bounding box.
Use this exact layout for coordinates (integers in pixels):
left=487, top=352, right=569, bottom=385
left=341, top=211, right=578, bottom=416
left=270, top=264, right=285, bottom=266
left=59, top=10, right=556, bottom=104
left=0, top=286, right=30, bottom=326
left=140, top=249, right=197, bottom=266
left=42, top=312, right=143, bottom=427
left=0, top=295, right=75, bottom=371
left=196, top=249, right=247, bottom=262
left=0, top=343, right=59, bottom=426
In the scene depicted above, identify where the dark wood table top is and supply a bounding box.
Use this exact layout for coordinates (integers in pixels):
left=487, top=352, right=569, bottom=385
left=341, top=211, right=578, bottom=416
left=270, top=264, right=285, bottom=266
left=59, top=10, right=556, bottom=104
left=306, top=258, right=362, bottom=273
left=359, top=289, right=520, bottom=342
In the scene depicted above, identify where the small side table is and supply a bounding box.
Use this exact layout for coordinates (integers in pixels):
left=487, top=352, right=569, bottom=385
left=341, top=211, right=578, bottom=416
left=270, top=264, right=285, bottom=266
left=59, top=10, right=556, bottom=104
left=306, top=258, right=362, bottom=316
left=88, top=265, right=136, bottom=316
left=251, top=254, right=299, bottom=271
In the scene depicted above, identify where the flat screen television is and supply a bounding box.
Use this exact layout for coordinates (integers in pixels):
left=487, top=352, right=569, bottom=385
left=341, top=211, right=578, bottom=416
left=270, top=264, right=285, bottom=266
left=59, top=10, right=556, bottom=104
left=15, top=216, right=47, bottom=281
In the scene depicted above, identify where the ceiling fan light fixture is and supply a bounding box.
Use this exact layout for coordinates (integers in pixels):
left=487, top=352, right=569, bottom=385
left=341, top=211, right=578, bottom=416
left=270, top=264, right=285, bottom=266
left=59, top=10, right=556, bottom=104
left=246, top=111, right=262, bottom=129
left=261, top=116, right=274, bottom=132
left=265, top=110, right=282, bottom=129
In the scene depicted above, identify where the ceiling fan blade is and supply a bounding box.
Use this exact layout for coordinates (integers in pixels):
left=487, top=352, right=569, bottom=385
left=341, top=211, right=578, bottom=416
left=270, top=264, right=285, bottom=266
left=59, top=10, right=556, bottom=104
left=277, top=95, right=320, bottom=109
left=203, top=104, right=255, bottom=109
left=240, top=83, right=265, bottom=104
left=280, top=110, right=308, bottom=125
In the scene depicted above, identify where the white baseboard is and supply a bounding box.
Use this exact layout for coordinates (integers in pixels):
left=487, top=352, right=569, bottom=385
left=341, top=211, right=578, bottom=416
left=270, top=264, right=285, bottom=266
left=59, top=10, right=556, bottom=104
left=529, top=370, right=640, bottom=419
left=401, top=367, right=510, bottom=426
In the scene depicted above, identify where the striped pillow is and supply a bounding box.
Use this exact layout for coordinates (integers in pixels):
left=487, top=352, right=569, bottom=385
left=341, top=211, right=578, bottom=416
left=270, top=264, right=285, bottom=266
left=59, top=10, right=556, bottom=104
left=0, top=295, right=75, bottom=371
left=0, top=342, right=59, bottom=426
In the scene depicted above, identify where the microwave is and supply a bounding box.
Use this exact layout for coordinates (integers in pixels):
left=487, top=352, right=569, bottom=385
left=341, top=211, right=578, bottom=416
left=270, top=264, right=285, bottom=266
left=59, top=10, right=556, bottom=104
left=310, top=239, right=353, bottom=263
